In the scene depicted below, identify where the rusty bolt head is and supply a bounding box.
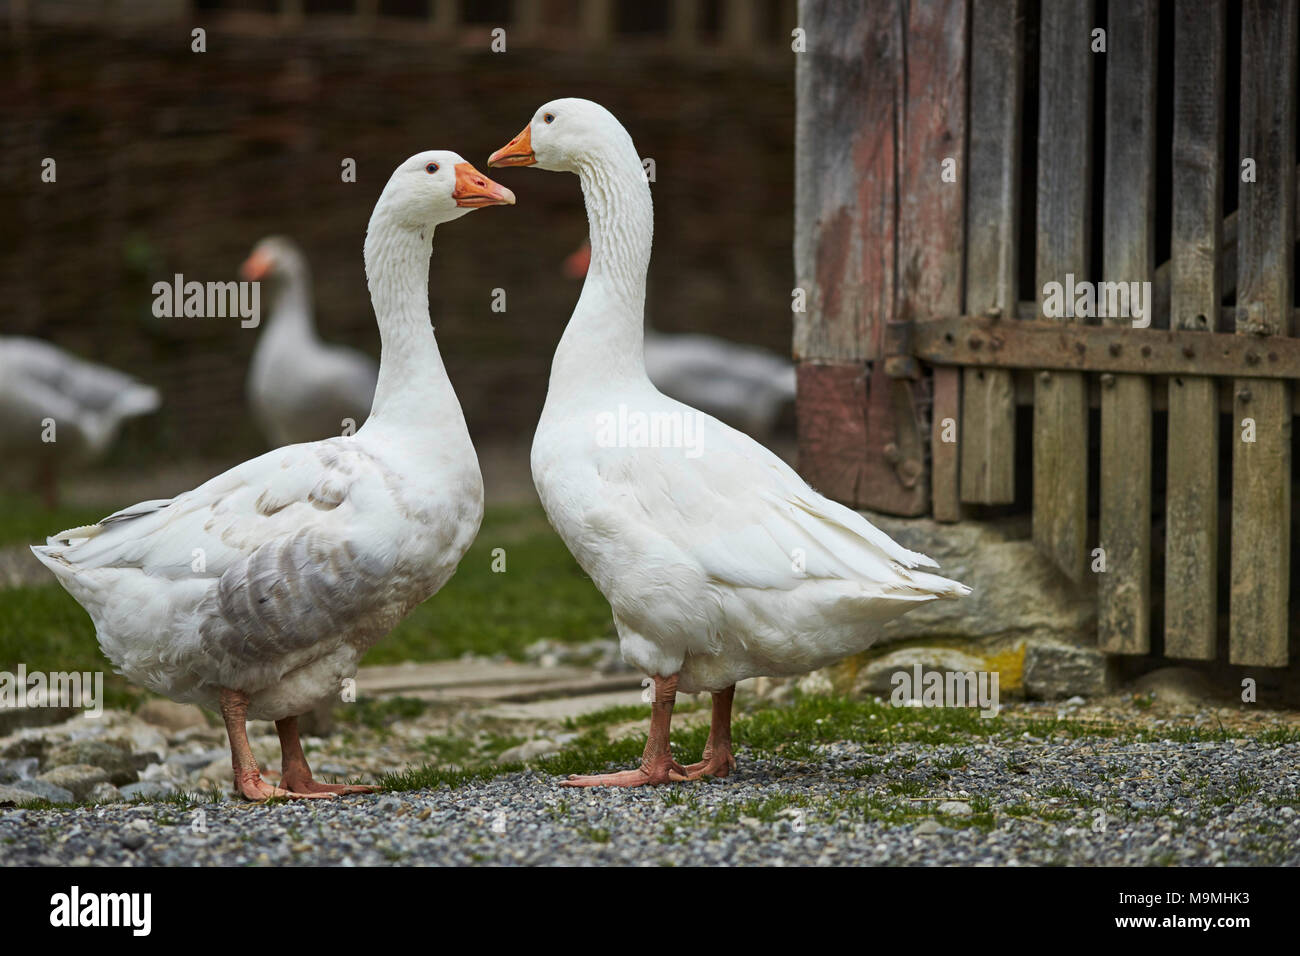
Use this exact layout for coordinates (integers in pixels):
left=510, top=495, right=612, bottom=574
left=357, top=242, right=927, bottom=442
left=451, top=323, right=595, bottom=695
left=1039, top=370, right=1052, bottom=384
left=1101, top=373, right=1116, bottom=388
left=1108, top=342, right=1121, bottom=357
left=1245, top=351, right=1260, bottom=365
left=1237, top=388, right=1252, bottom=404
left=1182, top=345, right=1195, bottom=359
left=882, top=442, right=901, bottom=464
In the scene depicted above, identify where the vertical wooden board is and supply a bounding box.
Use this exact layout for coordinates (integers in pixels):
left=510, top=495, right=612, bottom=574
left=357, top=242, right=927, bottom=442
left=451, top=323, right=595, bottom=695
left=931, top=368, right=962, bottom=521
left=1231, top=0, right=1296, bottom=667
left=793, top=0, right=902, bottom=364
left=793, top=1, right=931, bottom=514
left=1098, top=0, right=1157, bottom=654
left=1033, top=0, right=1093, bottom=583
left=961, top=0, right=1023, bottom=505
left=893, top=0, right=967, bottom=522
left=1166, top=0, right=1224, bottom=661
left=795, top=364, right=928, bottom=516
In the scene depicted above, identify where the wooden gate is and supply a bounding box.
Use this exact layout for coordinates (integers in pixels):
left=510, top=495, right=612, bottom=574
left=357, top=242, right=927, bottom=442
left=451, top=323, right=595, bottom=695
left=794, top=0, right=1297, bottom=667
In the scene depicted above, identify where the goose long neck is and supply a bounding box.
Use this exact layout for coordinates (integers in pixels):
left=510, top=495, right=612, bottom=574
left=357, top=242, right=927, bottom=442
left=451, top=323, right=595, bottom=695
left=552, top=143, right=653, bottom=386
left=362, top=212, right=457, bottom=428
left=265, top=267, right=314, bottom=337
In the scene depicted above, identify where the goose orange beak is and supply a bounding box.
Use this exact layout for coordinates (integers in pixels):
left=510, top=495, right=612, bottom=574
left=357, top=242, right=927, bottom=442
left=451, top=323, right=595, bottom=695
left=452, top=162, right=516, bottom=207
left=240, top=249, right=274, bottom=281
left=488, top=124, right=536, bottom=168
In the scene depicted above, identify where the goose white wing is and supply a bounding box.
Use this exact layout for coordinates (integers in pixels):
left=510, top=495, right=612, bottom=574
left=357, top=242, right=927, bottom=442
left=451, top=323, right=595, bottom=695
left=538, top=399, right=966, bottom=600
left=31, top=438, right=415, bottom=684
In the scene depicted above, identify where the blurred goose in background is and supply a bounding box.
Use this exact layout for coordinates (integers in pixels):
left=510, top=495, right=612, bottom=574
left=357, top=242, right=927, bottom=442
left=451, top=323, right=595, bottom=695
left=32, top=153, right=514, bottom=800
left=563, top=239, right=796, bottom=439
left=491, top=100, right=970, bottom=788
left=240, top=236, right=379, bottom=447
left=0, top=336, right=160, bottom=507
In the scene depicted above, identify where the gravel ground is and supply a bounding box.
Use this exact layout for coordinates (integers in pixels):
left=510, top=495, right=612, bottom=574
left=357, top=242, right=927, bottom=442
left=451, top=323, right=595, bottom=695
left=4, top=733, right=1298, bottom=866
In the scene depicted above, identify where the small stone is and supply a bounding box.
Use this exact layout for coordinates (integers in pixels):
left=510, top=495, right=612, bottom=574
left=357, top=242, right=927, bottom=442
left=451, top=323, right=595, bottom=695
left=914, top=820, right=943, bottom=836
left=796, top=669, right=834, bottom=697
left=136, top=700, right=209, bottom=733
left=0, top=779, right=75, bottom=804
left=87, top=782, right=124, bottom=804
left=46, top=740, right=139, bottom=786
left=938, top=801, right=973, bottom=817
left=36, top=764, right=110, bottom=800
left=1024, top=643, right=1111, bottom=699
left=120, top=832, right=147, bottom=851
left=497, top=739, right=561, bottom=765
left=0, top=756, right=39, bottom=783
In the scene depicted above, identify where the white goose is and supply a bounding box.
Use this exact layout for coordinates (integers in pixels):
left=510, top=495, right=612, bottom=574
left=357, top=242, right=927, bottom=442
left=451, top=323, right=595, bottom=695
left=241, top=236, right=379, bottom=448
left=489, top=100, right=970, bottom=787
left=0, top=337, right=160, bottom=506
left=564, top=240, right=796, bottom=439
left=31, top=153, right=514, bottom=800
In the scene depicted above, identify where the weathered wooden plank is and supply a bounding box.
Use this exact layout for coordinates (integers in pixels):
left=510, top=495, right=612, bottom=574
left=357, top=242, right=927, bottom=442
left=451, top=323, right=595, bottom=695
left=795, top=364, right=927, bottom=516
left=931, top=368, right=962, bottom=521
left=1033, top=0, right=1094, bottom=583
left=893, top=0, right=967, bottom=522
left=1166, top=0, right=1225, bottom=661
left=961, top=0, right=1023, bottom=506
left=1097, top=0, right=1156, bottom=655
left=1231, top=0, right=1296, bottom=667
left=906, top=315, right=1300, bottom=378
left=1154, top=164, right=1300, bottom=321
left=793, top=0, right=901, bottom=363
left=793, top=1, right=932, bottom=514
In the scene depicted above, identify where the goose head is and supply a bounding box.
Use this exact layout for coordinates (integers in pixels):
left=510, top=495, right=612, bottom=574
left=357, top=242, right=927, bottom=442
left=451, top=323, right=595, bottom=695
left=488, top=98, right=636, bottom=174
left=373, top=150, right=515, bottom=231
left=240, top=235, right=309, bottom=284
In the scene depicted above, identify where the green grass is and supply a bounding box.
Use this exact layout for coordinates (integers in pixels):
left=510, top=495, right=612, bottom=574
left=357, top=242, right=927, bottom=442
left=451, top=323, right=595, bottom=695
left=0, top=583, right=140, bottom=711
left=0, top=492, right=107, bottom=548
left=352, top=503, right=613, bottom=662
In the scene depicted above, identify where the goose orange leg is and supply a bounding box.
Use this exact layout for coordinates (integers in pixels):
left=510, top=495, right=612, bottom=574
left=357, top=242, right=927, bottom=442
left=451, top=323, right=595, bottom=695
left=276, top=715, right=378, bottom=795
left=562, top=674, right=689, bottom=787
left=683, top=684, right=736, bottom=780
left=218, top=689, right=332, bottom=801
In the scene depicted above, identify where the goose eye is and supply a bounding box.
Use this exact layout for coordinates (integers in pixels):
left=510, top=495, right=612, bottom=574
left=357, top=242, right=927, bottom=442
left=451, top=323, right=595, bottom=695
left=425, top=162, right=439, bottom=174
left=543, top=113, right=555, bottom=124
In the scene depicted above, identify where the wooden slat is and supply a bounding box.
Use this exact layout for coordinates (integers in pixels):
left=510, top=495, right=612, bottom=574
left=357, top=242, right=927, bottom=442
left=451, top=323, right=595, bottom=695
left=894, top=0, right=968, bottom=522
left=580, top=0, right=613, bottom=48
left=1231, top=0, right=1296, bottom=667
left=793, top=2, right=928, bottom=514
left=793, top=1, right=899, bottom=364
left=1033, top=0, right=1093, bottom=583
left=1097, top=0, right=1157, bottom=654
left=906, top=314, right=1300, bottom=378
left=671, top=0, right=698, bottom=51
left=1166, top=0, right=1225, bottom=661
left=795, top=364, right=927, bottom=516
left=961, top=0, right=1023, bottom=506
left=724, top=0, right=757, bottom=52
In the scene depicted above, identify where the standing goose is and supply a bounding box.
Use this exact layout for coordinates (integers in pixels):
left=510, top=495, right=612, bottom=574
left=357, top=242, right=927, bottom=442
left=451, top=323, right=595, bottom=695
left=31, top=152, right=514, bottom=800
left=489, top=100, right=970, bottom=788
left=0, top=337, right=161, bottom=506
left=240, top=236, right=380, bottom=448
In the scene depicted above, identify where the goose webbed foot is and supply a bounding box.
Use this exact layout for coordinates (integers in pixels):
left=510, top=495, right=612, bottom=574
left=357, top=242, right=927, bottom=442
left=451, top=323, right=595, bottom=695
left=563, top=753, right=690, bottom=788
left=276, top=714, right=378, bottom=796
left=561, top=673, right=689, bottom=788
